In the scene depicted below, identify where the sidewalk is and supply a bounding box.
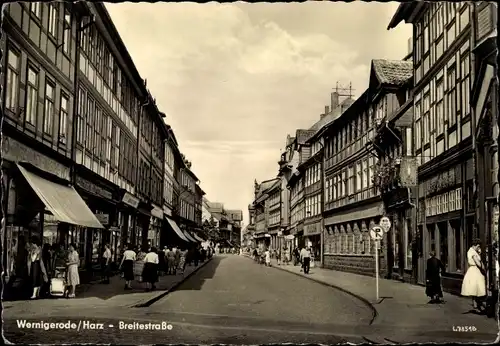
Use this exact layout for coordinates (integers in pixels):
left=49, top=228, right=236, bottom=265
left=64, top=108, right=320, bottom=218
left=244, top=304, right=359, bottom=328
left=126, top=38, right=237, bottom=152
left=247, top=255, right=498, bottom=343
left=4, top=258, right=213, bottom=315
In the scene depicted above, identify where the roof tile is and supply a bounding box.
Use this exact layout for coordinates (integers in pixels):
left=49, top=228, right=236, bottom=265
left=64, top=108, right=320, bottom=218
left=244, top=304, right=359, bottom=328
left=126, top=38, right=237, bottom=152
left=372, top=59, right=413, bottom=86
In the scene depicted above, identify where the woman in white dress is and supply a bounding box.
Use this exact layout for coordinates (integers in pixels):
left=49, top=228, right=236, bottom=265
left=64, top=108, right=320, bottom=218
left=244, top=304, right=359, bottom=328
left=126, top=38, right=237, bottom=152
left=265, top=249, right=271, bottom=266
left=461, top=239, right=486, bottom=312
left=66, top=243, right=80, bottom=298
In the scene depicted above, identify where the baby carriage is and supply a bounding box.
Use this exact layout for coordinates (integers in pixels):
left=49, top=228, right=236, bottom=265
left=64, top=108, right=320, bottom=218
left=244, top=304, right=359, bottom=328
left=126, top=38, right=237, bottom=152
left=50, top=267, right=68, bottom=297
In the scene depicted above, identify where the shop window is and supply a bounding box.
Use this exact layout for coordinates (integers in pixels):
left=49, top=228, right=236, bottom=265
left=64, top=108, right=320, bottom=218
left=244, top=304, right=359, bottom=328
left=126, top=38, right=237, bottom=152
left=450, top=219, right=462, bottom=273
left=428, top=224, right=436, bottom=252
left=405, top=219, right=413, bottom=270
left=392, top=226, right=400, bottom=268
left=438, top=222, right=448, bottom=271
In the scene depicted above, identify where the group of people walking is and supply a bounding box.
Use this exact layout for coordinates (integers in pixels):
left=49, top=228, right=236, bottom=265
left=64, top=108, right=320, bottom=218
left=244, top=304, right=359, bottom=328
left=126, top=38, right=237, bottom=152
left=252, top=245, right=313, bottom=274
left=119, top=244, right=212, bottom=291
left=425, top=238, right=489, bottom=314
left=26, top=239, right=80, bottom=299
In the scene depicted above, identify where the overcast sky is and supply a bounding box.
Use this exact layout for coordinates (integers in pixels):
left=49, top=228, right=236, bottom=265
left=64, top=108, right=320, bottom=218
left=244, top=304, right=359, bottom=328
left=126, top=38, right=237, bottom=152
left=106, top=1, right=412, bottom=227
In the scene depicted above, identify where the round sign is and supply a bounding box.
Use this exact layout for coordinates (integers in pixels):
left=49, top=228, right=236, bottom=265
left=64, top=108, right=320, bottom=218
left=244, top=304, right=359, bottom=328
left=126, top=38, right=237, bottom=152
left=380, top=217, right=391, bottom=233
left=370, top=226, right=384, bottom=240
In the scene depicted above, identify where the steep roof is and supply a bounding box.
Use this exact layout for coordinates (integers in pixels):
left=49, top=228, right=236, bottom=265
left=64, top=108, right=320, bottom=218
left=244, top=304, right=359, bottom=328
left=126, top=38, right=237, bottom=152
left=371, top=59, right=413, bottom=87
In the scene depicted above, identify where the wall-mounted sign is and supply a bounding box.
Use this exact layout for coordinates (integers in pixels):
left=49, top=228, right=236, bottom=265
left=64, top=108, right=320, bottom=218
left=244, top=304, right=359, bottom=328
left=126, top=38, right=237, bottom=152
left=76, top=176, right=113, bottom=200
left=95, top=213, right=110, bottom=225
left=3, top=137, right=70, bottom=180
left=304, top=222, right=321, bottom=236
left=122, top=192, right=140, bottom=208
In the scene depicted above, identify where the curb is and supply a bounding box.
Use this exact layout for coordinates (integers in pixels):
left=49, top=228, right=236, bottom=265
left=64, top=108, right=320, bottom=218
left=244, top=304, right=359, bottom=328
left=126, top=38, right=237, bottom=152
left=243, top=256, right=378, bottom=325
left=132, top=257, right=213, bottom=308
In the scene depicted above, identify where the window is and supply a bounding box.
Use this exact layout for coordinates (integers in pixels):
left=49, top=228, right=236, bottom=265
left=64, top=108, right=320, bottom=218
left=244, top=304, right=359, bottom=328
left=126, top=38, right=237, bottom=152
left=348, top=166, right=354, bottom=195
left=48, top=3, right=58, bottom=38
left=459, top=6, right=469, bottom=32
left=447, top=21, right=456, bottom=48
left=44, top=81, right=55, bottom=134
left=356, top=162, right=362, bottom=191
left=5, top=48, right=20, bottom=112
left=436, top=79, right=445, bottom=134
left=435, top=36, right=444, bottom=60
left=436, top=139, right=444, bottom=156
left=461, top=121, right=471, bottom=139
left=59, top=94, right=69, bottom=142
left=26, top=66, right=39, bottom=125
left=451, top=220, right=462, bottom=272
left=30, top=2, right=41, bottom=18
left=423, top=26, right=429, bottom=53
left=63, top=9, right=71, bottom=54
left=438, top=222, right=448, bottom=271
left=77, top=88, right=86, bottom=144
left=447, top=67, right=457, bottom=126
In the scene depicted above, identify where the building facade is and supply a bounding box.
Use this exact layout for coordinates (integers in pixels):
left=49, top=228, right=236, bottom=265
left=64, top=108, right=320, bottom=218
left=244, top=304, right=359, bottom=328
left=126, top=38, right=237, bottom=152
left=252, top=178, right=280, bottom=249
left=470, top=2, right=498, bottom=306
left=389, top=1, right=476, bottom=294
left=368, top=60, right=415, bottom=283
left=322, top=87, right=384, bottom=276
left=1, top=2, right=106, bottom=291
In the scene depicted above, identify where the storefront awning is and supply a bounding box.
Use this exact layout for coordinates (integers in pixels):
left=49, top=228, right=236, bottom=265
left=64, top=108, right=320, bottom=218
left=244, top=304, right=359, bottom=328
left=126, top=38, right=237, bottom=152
left=165, top=217, right=189, bottom=242
left=17, top=164, right=104, bottom=229
left=183, top=230, right=197, bottom=242
left=191, top=233, right=205, bottom=242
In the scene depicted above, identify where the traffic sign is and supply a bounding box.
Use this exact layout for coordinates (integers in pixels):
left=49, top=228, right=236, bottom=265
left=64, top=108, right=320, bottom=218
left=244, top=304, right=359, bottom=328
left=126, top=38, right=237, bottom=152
left=380, top=217, right=391, bottom=233
left=370, top=226, right=384, bottom=240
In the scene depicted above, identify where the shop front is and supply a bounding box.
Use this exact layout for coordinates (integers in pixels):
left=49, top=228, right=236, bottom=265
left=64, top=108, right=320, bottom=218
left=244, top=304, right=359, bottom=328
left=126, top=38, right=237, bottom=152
left=304, top=219, right=322, bottom=265
left=382, top=187, right=417, bottom=284
left=119, top=191, right=140, bottom=254
left=148, top=205, right=164, bottom=249
left=74, top=173, right=120, bottom=269
left=322, top=202, right=384, bottom=276
left=136, top=202, right=153, bottom=250
left=2, top=161, right=103, bottom=299
left=418, top=162, right=473, bottom=295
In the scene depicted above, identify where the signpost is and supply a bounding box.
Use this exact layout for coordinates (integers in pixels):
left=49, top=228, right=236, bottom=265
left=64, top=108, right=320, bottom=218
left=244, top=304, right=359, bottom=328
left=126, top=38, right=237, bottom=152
left=380, top=216, right=392, bottom=233
left=370, top=226, right=384, bottom=301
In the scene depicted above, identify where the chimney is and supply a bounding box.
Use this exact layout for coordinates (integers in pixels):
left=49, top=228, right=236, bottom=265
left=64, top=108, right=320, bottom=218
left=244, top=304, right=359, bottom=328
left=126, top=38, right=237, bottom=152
left=331, top=92, right=339, bottom=110
left=325, top=105, right=330, bottom=114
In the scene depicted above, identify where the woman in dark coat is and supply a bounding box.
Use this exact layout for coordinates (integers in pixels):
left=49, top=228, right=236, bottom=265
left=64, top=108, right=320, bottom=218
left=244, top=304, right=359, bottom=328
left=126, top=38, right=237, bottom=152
left=426, top=251, right=446, bottom=303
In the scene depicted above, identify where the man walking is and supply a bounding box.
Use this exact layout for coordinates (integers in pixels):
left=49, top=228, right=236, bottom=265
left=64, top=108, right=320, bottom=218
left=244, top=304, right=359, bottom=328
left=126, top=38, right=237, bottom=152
left=300, top=246, right=311, bottom=274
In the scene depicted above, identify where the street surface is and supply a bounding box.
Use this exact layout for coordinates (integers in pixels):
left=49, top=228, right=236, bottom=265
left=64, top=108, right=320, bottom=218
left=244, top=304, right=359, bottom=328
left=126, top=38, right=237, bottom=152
left=4, top=255, right=373, bottom=344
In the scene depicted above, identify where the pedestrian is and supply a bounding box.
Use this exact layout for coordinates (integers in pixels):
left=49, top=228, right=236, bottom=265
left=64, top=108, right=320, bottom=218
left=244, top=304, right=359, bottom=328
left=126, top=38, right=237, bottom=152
left=166, top=248, right=176, bottom=275
left=142, top=247, right=159, bottom=291
left=119, top=244, right=136, bottom=290
left=179, top=248, right=187, bottom=274
left=284, top=246, right=290, bottom=265
left=277, top=248, right=281, bottom=266
left=300, top=247, right=311, bottom=274
left=461, top=239, right=487, bottom=313
left=194, top=247, right=200, bottom=266
left=425, top=251, right=445, bottom=304
left=66, top=243, right=80, bottom=298
left=102, top=244, right=112, bottom=284
left=40, top=243, right=52, bottom=297
left=27, top=240, right=48, bottom=299
left=265, top=248, right=271, bottom=266
left=174, top=246, right=181, bottom=272
left=293, top=247, right=299, bottom=266
left=253, top=248, right=258, bottom=262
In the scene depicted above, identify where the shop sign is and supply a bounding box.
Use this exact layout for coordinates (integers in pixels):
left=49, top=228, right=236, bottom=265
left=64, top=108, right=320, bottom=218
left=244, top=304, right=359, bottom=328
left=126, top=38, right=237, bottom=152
left=95, top=213, right=110, bottom=225
left=3, top=137, right=70, bottom=180
left=151, top=205, right=164, bottom=219
left=122, top=192, right=140, bottom=208
left=76, top=176, right=113, bottom=200
left=304, top=222, right=321, bottom=236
